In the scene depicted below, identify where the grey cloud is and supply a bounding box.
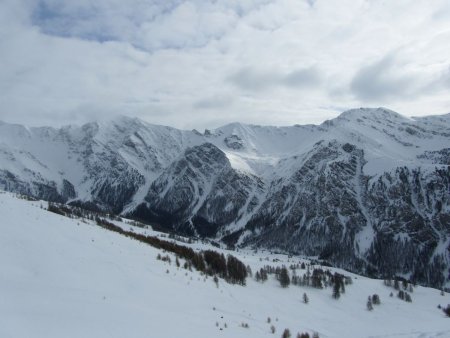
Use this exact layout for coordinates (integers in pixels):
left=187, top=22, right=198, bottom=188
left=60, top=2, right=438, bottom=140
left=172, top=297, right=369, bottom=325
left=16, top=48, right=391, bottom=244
left=30, top=1, right=243, bottom=51
left=228, top=66, right=322, bottom=91
left=440, top=68, right=450, bottom=88
left=283, top=67, right=321, bottom=88
left=350, top=55, right=415, bottom=101
left=425, top=66, right=450, bottom=93
left=193, top=95, right=234, bottom=110
left=227, top=68, right=280, bottom=91
left=432, top=2, right=450, bottom=20
left=31, top=1, right=178, bottom=41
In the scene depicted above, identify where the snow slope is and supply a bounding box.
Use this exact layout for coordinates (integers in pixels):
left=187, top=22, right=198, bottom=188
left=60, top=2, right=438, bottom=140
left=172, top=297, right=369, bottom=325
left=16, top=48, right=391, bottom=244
left=1, top=191, right=449, bottom=338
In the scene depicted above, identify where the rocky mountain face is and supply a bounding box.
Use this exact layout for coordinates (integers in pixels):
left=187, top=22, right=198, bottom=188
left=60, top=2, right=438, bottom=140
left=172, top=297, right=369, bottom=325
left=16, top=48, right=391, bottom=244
left=0, top=108, right=449, bottom=288
left=134, top=143, right=264, bottom=237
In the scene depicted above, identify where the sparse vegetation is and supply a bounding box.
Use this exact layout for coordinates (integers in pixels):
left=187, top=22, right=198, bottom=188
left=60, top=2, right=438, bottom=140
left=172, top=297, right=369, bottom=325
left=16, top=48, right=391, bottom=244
left=281, top=328, right=291, bottom=338
left=297, top=333, right=310, bottom=338
left=398, top=290, right=412, bottom=302
left=278, top=266, right=290, bottom=288
left=372, top=294, right=380, bottom=305
left=443, top=305, right=450, bottom=317
left=303, top=292, right=309, bottom=304
left=47, top=203, right=248, bottom=285
left=367, top=296, right=373, bottom=311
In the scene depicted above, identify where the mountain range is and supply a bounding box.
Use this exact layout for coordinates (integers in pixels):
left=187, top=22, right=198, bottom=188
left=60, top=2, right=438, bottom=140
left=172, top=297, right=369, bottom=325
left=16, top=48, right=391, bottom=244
left=1, top=107, right=449, bottom=288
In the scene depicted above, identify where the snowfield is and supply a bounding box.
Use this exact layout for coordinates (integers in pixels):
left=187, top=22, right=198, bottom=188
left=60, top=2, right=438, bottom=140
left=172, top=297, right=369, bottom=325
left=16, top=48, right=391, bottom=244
left=0, top=191, right=449, bottom=338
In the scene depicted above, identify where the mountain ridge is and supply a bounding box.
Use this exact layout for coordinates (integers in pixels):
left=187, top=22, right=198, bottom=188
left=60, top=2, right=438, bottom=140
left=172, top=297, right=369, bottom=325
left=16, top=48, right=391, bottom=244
left=0, top=107, right=449, bottom=287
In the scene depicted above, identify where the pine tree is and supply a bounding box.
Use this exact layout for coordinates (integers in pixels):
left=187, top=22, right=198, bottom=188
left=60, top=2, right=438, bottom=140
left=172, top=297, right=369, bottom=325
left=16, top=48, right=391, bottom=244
left=367, top=296, right=373, bottom=311
left=246, top=265, right=253, bottom=277
left=303, top=292, right=309, bottom=304
left=394, top=279, right=400, bottom=290
left=260, top=268, right=268, bottom=282
left=311, top=269, right=323, bottom=289
left=226, top=255, right=247, bottom=285
left=402, top=280, right=408, bottom=290
left=372, top=294, right=380, bottom=305
left=279, top=266, right=290, bottom=288
left=443, top=304, right=450, bottom=317
left=332, top=280, right=341, bottom=299
left=255, top=271, right=261, bottom=282
left=282, top=328, right=291, bottom=338
left=404, top=292, right=412, bottom=302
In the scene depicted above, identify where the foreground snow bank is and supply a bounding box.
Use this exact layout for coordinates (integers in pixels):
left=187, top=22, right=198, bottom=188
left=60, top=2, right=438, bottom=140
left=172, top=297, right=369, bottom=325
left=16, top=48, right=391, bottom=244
left=0, top=191, right=448, bottom=338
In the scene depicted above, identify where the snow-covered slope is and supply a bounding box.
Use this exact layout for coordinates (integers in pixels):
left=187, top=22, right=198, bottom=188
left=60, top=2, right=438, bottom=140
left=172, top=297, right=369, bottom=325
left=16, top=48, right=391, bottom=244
left=1, top=191, right=449, bottom=338
left=0, top=108, right=449, bottom=288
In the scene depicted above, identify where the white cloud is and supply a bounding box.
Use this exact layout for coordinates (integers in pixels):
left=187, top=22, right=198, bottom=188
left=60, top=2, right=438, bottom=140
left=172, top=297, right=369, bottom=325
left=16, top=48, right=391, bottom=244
left=0, top=0, right=449, bottom=129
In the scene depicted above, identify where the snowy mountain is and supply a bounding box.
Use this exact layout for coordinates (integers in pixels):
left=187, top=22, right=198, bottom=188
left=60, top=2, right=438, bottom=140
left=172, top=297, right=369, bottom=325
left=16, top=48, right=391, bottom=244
left=1, top=190, right=449, bottom=338
left=0, top=108, right=449, bottom=288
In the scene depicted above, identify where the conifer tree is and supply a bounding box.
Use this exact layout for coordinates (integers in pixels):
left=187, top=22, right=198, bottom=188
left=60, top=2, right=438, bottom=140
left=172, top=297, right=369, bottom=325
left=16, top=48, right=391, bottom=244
left=443, top=304, right=450, bottom=317
left=394, top=279, right=400, bottom=290
left=332, top=273, right=342, bottom=300
left=332, top=281, right=340, bottom=299
left=372, top=294, right=380, bottom=305
left=402, top=280, right=408, bottom=290
left=367, top=296, right=373, bottom=311
left=255, top=271, right=261, bottom=282
left=303, top=292, right=309, bottom=304
left=279, top=266, right=290, bottom=288
left=404, top=292, right=412, bottom=302
left=282, top=328, right=291, bottom=338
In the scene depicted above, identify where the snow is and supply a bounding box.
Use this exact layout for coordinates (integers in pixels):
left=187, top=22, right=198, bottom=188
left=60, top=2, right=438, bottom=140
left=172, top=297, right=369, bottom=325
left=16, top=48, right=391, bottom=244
left=223, top=151, right=255, bottom=174
left=1, top=191, right=449, bottom=338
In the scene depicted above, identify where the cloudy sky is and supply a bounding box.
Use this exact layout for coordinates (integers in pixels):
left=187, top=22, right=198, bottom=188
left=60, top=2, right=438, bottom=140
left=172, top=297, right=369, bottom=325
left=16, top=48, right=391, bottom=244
left=0, top=0, right=449, bottom=129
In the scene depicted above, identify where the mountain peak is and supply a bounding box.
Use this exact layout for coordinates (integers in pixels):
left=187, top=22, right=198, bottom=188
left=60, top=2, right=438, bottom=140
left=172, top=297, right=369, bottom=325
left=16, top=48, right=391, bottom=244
left=337, top=107, right=407, bottom=121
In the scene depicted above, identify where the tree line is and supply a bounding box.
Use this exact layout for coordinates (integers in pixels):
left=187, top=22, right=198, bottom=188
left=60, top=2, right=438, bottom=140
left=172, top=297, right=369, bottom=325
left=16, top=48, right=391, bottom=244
left=95, top=216, right=248, bottom=285
left=48, top=202, right=247, bottom=285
